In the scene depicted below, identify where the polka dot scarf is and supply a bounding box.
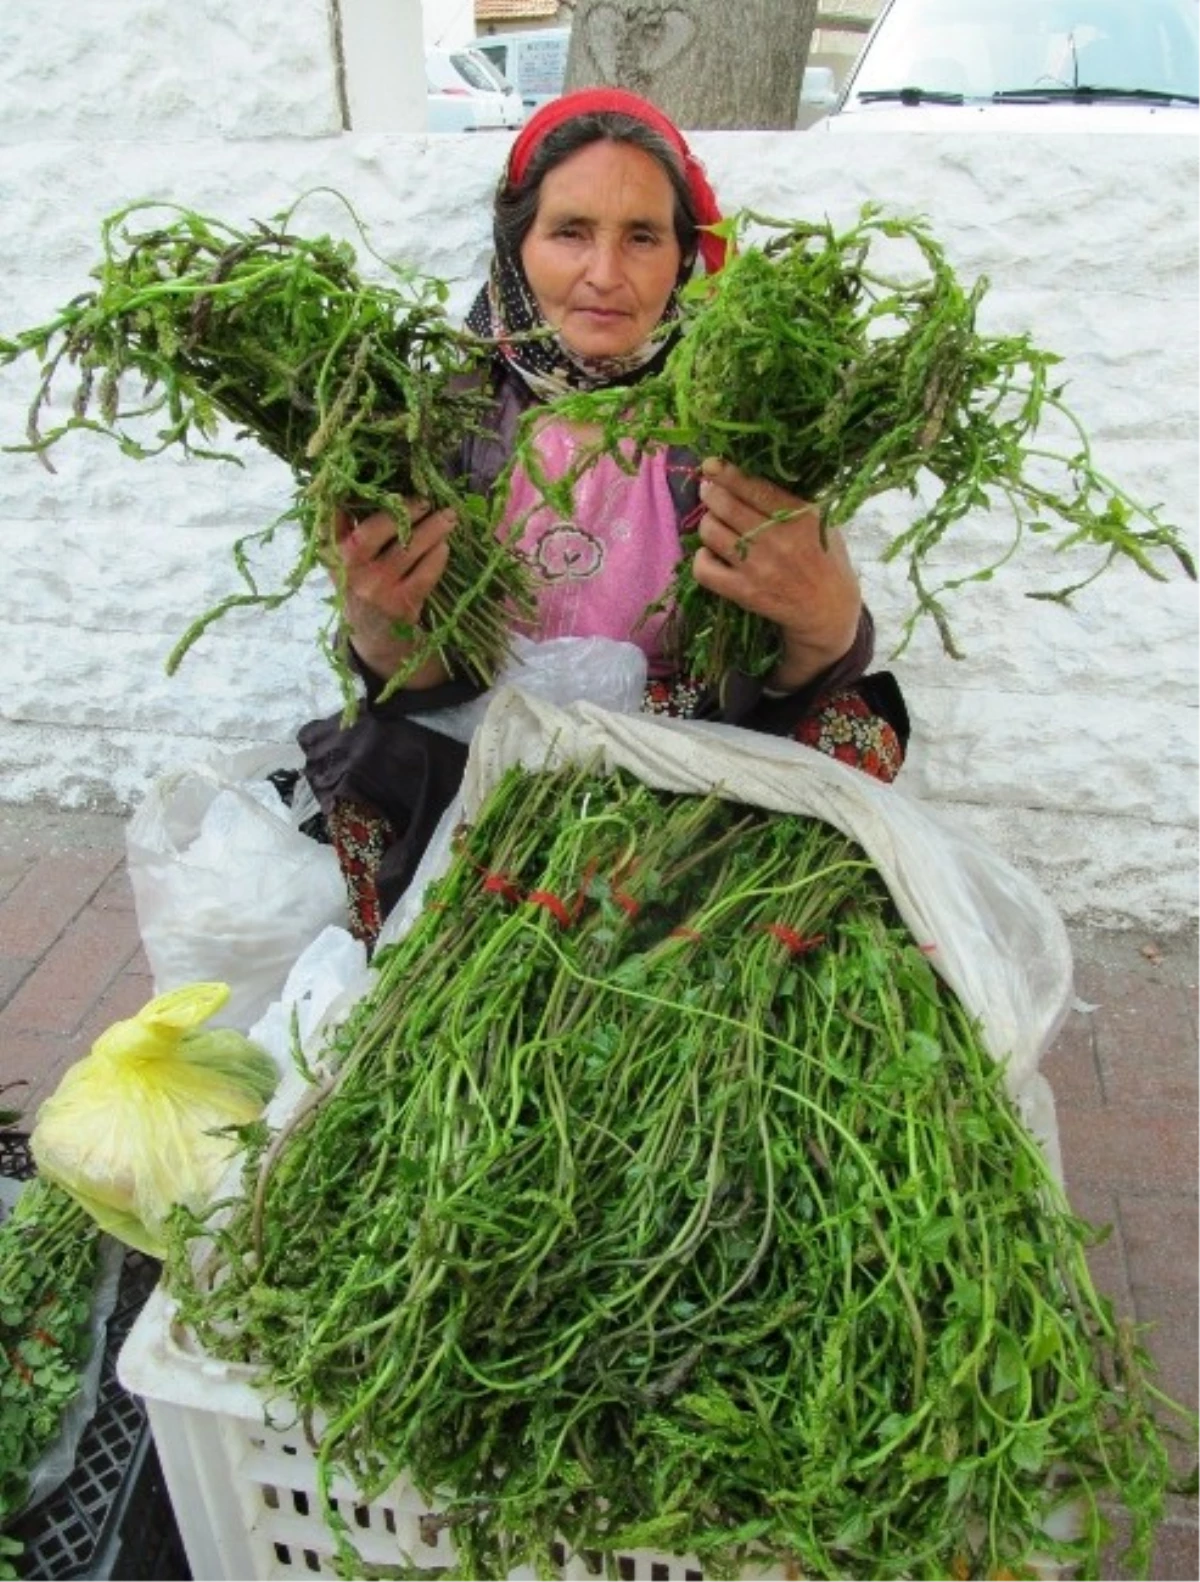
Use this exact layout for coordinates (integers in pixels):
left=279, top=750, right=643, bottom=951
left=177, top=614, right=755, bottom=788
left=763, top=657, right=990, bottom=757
left=463, top=240, right=682, bottom=403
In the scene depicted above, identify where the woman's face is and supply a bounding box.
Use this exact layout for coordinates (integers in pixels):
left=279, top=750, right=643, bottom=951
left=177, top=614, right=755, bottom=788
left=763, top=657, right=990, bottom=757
left=520, top=139, right=684, bottom=361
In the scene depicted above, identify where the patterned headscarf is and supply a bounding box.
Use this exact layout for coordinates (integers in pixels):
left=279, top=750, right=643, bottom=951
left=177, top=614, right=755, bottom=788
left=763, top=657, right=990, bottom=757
left=465, top=88, right=728, bottom=402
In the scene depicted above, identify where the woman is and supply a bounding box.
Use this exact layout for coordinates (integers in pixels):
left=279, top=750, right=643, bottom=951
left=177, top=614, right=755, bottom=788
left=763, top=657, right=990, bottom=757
left=302, top=88, right=909, bottom=943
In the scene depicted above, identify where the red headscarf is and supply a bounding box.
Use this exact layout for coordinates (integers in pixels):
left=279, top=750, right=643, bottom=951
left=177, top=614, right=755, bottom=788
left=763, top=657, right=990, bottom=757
left=505, top=88, right=729, bottom=276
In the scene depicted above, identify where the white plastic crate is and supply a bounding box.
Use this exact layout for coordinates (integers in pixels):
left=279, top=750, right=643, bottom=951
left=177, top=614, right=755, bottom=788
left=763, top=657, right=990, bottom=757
left=117, top=1288, right=790, bottom=1581
left=118, top=1281, right=1083, bottom=1582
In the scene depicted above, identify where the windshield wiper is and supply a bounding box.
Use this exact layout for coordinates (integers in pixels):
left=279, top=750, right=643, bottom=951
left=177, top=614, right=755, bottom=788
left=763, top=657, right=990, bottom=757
left=993, top=85, right=1199, bottom=104
left=857, top=86, right=965, bottom=105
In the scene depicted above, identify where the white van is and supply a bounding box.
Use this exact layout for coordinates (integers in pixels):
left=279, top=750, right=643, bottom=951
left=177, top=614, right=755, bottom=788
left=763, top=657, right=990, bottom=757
left=426, top=46, right=524, bottom=133
left=817, top=0, right=1199, bottom=133
left=472, top=28, right=570, bottom=120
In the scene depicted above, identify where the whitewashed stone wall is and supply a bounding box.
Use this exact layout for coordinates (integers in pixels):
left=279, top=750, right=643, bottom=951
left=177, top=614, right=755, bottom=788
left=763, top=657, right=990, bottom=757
left=1, top=2, right=1196, bottom=929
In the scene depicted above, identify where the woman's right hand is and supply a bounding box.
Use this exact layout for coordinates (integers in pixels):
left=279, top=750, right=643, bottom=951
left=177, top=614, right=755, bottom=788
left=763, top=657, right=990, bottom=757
left=327, top=502, right=456, bottom=686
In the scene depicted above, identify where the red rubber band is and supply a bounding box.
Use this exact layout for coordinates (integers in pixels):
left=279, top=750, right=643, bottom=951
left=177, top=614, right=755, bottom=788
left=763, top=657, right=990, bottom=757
left=482, top=873, right=521, bottom=903
left=528, top=890, right=573, bottom=927
left=760, top=924, right=825, bottom=956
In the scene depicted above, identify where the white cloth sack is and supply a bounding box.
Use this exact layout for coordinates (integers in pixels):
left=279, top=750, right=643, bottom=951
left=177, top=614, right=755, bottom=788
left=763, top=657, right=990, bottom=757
left=125, top=744, right=349, bottom=1033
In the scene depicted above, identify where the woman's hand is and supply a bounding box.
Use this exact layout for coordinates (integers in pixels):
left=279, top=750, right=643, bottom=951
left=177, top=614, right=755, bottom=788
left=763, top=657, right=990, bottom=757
left=694, top=459, right=862, bottom=690
left=326, top=503, right=456, bottom=687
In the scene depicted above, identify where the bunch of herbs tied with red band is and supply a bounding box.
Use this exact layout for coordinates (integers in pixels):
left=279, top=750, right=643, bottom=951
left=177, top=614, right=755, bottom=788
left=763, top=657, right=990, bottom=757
left=523, top=204, right=1195, bottom=683
left=0, top=193, right=534, bottom=713
left=166, top=760, right=1195, bottom=1582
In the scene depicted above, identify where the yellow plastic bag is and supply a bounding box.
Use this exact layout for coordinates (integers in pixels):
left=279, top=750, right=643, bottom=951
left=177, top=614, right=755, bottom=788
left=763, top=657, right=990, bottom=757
left=31, top=982, right=278, bottom=1256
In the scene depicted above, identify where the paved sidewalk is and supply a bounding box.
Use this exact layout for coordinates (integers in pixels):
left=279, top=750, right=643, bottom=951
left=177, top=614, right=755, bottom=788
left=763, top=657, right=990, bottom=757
left=0, top=802, right=1196, bottom=1578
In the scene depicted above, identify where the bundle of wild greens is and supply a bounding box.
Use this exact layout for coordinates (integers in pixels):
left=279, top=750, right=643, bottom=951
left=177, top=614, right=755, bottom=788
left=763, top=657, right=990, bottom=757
left=526, top=204, right=1195, bottom=681
left=0, top=194, right=534, bottom=706
left=0, top=1167, right=104, bottom=1576
left=166, top=762, right=1194, bottom=1582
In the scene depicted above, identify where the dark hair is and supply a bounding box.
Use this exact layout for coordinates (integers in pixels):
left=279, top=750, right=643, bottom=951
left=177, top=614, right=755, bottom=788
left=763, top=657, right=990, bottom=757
left=494, top=112, right=700, bottom=272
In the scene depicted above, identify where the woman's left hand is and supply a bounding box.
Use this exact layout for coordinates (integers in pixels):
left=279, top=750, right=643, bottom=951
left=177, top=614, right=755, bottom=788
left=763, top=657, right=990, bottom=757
left=694, top=458, right=863, bottom=690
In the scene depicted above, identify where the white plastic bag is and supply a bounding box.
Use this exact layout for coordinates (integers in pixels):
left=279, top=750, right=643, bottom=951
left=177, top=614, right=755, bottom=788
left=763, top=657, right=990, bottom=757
left=247, top=925, right=371, bottom=1077
left=416, top=634, right=649, bottom=743
left=126, top=745, right=348, bottom=1033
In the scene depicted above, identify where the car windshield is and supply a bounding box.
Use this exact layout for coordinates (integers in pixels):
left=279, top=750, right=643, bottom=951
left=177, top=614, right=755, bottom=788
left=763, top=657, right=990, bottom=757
left=849, top=0, right=1200, bottom=103
left=450, top=50, right=504, bottom=94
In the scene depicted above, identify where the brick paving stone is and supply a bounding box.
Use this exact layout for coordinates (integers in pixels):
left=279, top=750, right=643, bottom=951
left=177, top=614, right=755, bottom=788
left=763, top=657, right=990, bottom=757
left=1059, top=1179, right=1135, bottom=1319
left=0, top=850, right=123, bottom=960
left=1070, top=955, right=1125, bottom=1006
left=1187, top=978, right=1198, bottom=1039
left=1132, top=1286, right=1199, bottom=1413
left=1093, top=976, right=1199, bottom=1110
left=1119, top=1192, right=1200, bottom=1295
left=0, top=957, right=31, bottom=1006
left=0, top=903, right=142, bottom=1037
left=1040, top=1005, right=1104, bottom=1107
left=1102, top=1513, right=1200, bottom=1582
left=0, top=1027, right=89, bottom=1118
left=0, top=850, right=34, bottom=902
left=91, top=862, right=138, bottom=913
left=1150, top=1521, right=1200, bottom=1582
left=1056, top=1101, right=1199, bottom=1195
left=76, top=959, right=158, bottom=1046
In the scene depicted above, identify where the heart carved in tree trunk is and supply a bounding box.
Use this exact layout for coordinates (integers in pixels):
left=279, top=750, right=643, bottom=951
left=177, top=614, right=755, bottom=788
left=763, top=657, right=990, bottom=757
left=581, top=3, right=698, bottom=94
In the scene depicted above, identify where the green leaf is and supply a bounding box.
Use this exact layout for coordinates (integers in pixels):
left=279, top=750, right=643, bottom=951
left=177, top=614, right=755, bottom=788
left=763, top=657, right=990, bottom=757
left=989, top=1328, right=1027, bottom=1396
left=948, top=1277, right=983, bottom=1317
left=833, top=1509, right=873, bottom=1548
left=875, top=1412, right=912, bottom=1443
left=918, top=1215, right=957, bottom=1260
left=946, top=1462, right=974, bottom=1505
left=1011, top=1425, right=1049, bottom=1473
left=1025, top=1309, right=1062, bottom=1370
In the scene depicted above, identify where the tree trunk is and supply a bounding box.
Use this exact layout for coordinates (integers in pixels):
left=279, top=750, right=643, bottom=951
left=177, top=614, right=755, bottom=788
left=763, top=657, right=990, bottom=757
left=563, top=0, right=821, bottom=129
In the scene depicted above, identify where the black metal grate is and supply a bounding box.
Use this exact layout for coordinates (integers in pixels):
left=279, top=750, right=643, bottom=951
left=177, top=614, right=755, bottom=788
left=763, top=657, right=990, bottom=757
left=0, top=1129, right=34, bottom=1180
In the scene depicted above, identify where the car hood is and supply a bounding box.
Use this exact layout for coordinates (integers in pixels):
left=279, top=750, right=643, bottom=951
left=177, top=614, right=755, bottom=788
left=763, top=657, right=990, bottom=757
left=819, top=99, right=1198, bottom=134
